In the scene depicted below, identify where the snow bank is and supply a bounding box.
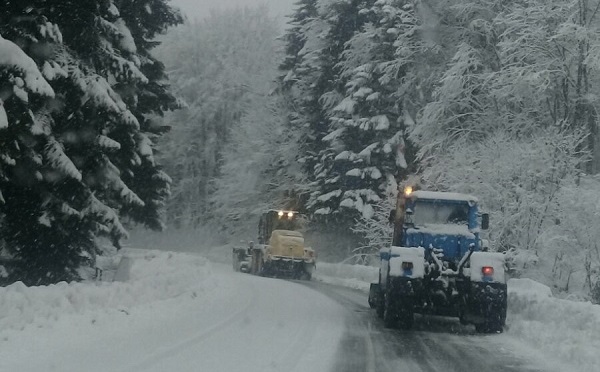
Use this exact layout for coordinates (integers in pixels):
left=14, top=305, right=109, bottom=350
left=314, top=262, right=378, bottom=291
left=507, top=278, right=600, bottom=372
left=0, top=249, right=215, bottom=335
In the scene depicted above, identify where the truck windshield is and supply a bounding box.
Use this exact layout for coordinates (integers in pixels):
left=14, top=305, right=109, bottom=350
left=410, top=201, right=469, bottom=226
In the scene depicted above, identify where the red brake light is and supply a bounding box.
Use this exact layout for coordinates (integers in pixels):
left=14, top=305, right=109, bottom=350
left=482, top=266, right=494, bottom=276
left=402, top=262, right=413, bottom=270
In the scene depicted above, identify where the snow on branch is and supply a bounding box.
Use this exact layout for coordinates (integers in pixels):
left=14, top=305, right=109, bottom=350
left=117, top=179, right=145, bottom=207
left=84, top=194, right=129, bottom=239
left=136, top=133, right=155, bottom=165
left=44, top=138, right=82, bottom=182
left=103, top=158, right=145, bottom=207
left=0, top=101, right=7, bottom=130
left=0, top=34, right=55, bottom=99
left=97, top=135, right=121, bottom=151
left=113, top=18, right=137, bottom=54
left=76, top=74, right=140, bottom=129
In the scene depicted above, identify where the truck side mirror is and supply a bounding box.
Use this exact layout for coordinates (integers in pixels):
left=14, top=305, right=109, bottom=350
left=481, top=213, right=489, bottom=230
left=388, top=209, right=396, bottom=224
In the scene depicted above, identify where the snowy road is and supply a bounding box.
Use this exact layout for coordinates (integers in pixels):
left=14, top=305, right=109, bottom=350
left=0, top=255, right=344, bottom=372
left=125, top=269, right=346, bottom=372
left=0, top=251, right=565, bottom=371
left=308, top=281, right=559, bottom=372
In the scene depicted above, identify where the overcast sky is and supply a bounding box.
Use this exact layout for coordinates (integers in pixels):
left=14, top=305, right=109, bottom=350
left=171, top=0, right=297, bottom=21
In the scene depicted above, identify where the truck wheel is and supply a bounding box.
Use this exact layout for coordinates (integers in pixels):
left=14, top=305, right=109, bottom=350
left=475, top=321, right=503, bottom=334
left=375, top=296, right=384, bottom=318
left=475, top=297, right=507, bottom=333
left=475, top=306, right=506, bottom=334
left=232, top=253, right=240, bottom=272
left=397, top=297, right=415, bottom=329
left=397, top=303, right=414, bottom=330
left=383, top=293, right=396, bottom=328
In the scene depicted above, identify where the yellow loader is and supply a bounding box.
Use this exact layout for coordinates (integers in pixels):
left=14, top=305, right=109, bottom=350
left=232, top=210, right=315, bottom=280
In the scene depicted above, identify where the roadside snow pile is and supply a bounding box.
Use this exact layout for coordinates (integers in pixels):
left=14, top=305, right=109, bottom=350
left=0, top=249, right=215, bottom=334
left=507, top=278, right=600, bottom=372
left=314, top=262, right=378, bottom=290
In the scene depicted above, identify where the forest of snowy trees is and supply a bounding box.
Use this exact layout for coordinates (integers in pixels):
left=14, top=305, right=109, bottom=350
left=157, top=0, right=600, bottom=299
left=1, top=0, right=600, bottom=300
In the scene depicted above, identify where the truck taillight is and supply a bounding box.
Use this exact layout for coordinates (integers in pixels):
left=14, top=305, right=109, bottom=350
left=402, top=262, right=413, bottom=270
left=481, top=266, right=494, bottom=276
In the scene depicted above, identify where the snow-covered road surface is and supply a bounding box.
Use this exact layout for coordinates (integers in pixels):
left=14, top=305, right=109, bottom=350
left=0, top=251, right=344, bottom=372
left=0, top=249, right=578, bottom=371
left=310, top=281, right=560, bottom=372
left=123, top=271, right=346, bottom=372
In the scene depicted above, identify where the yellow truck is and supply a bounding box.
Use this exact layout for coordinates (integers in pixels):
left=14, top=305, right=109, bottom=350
left=232, top=210, right=315, bottom=280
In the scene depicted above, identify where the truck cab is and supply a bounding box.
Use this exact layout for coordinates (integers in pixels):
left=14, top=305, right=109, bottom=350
left=397, top=190, right=485, bottom=266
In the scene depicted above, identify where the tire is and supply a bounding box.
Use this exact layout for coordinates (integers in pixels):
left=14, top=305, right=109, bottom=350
left=397, top=303, right=414, bottom=330
left=383, top=293, right=396, bottom=328
left=301, top=271, right=312, bottom=281
left=232, top=253, right=240, bottom=272
left=392, top=295, right=414, bottom=330
left=475, top=321, right=503, bottom=334
left=376, top=296, right=385, bottom=318
left=475, top=303, right=506, bottom=334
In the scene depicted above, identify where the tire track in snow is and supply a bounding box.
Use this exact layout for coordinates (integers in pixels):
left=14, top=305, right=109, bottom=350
left=309, top=280, right=557, bottom=372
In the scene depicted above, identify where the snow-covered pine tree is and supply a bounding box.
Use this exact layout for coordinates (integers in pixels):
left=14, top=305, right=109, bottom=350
left=110, top=0, right=182, bottom=231
left=308, top=0, right=420, bottom=223
left=279, top=0, right=319, bottom=78
left=279, top=0, right=376, bottom=225
left=0, top=0, right=181, bottom=285
left=278, top=0, right=330, bottom=197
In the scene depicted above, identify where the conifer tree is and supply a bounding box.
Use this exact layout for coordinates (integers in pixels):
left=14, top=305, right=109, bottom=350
left=0, top=0, right=181, bottom=284
left=308, top=0, right=420, bottom=221
left=280, top=0, right=378, bottom=225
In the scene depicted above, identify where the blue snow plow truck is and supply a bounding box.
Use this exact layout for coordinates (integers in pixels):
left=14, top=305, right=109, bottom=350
left=368, top=187, right=507, bottom=333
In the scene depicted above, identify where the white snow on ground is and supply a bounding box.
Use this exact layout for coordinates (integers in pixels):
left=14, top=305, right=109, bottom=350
left=2, top=246, right=599, bottom=372
left=314, top=262, right=600, bottom=372
left=0, top=249, right=345, bottom=372
left=313, top=261, right=378, bottom=291
left=507, top=278, right=600, bottom=372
